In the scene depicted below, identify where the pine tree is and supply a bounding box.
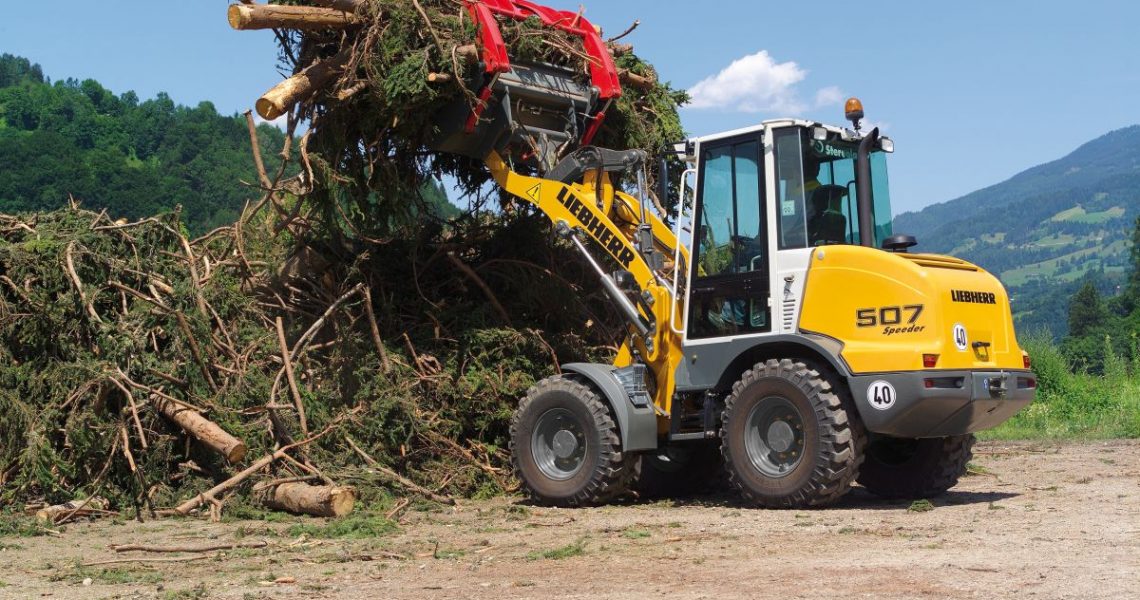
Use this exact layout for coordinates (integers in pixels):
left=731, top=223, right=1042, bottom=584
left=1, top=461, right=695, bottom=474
left=1128, top=216, right=1140, bottom=300
left=1068, top=280, right=1107, bottom=338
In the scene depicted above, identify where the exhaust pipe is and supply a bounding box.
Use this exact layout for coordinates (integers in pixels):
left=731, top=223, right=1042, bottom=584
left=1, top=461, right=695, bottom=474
left=855, top=127, right=880, bottom=248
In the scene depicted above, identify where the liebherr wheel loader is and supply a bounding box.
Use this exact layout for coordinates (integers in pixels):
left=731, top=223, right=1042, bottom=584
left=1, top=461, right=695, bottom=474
left=431, top=0, right=1035, bottom=507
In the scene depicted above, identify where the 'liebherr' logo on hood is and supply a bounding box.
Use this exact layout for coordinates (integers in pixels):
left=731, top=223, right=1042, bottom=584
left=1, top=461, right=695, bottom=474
left=951, top=290, right=997, bottom=305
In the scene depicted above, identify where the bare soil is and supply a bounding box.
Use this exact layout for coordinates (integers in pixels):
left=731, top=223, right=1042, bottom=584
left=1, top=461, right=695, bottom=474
left=1, top=441, right=1137, bottom=599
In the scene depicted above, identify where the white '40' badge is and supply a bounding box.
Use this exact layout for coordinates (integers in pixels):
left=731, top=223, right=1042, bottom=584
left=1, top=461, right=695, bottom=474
left=953, top=323, right=969, bottom=351
left=867, top=380, right=896, bottom=411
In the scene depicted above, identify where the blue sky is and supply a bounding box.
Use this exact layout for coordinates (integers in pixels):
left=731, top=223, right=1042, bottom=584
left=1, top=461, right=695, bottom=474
left=2, top=0, right=1138, bottom=214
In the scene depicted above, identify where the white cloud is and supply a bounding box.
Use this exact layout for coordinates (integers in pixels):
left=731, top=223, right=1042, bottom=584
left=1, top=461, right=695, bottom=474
left=813, top=86, right=845, bottom=108
left=686, top=51, right=845, bottom=116
left=687, top=51, right=806, bottom=113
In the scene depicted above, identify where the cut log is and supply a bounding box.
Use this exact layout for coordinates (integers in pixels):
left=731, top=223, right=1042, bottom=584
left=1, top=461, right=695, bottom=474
left=34, top=497, right=111, bottom=522
left=173, top=417, right=351, bottom=516
left=619, top=70, right=656, bottom=91
left=608, top=42, right=634, bottom=57
left=454, top=44, right=479, bottom=61
left=228, top=4, right=361, bottom=31
left=261, top=483, right=356, bottom=517
left=257, top=50, right=352, bottom=121
left=152, top=395, right=247, bottom=463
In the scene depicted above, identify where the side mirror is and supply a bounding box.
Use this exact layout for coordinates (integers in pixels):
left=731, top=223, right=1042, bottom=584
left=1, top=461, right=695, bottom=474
left=882, top=234, right=918, bottom=253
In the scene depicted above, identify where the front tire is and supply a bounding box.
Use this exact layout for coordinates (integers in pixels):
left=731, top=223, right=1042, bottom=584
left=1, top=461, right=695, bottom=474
left=857, top=434, right=975, bottom=499
left=720, top=359, right=865, bottom=508
left=510, top=375, right=638, bottom=507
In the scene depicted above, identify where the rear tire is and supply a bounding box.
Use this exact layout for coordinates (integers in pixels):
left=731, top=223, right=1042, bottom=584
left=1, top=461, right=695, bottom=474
left=857, top=434, right=975, bottom=499
left=510, top=375, right=638, bottom=507
left=720, top=359, right=865, bottom=508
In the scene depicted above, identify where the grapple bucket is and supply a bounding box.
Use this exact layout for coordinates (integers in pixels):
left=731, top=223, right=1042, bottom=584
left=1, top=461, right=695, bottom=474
left=429, top=0, right=623, bottom=172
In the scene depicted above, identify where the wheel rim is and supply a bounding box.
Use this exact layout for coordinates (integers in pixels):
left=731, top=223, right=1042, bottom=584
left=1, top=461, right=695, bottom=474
left=744, top=396, right=805, bottom=478
left=531, top=408, right=588, bottom=481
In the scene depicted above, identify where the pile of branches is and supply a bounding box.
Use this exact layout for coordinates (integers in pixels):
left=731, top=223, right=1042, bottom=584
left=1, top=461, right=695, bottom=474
left=0, top=192, right=621, bottom=519
left=0, top=1, right=687, bottom=519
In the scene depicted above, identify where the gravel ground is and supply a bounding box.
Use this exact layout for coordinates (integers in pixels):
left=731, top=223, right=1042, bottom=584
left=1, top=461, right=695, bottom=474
left=1, top=440, right=1137, bottom=599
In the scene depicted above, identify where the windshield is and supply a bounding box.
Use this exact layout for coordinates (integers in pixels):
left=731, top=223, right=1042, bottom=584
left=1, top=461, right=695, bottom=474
left=775, top=128, right=892, bottom=249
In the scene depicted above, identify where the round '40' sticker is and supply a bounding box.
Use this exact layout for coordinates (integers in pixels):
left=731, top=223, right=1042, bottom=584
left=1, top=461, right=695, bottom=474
left=867, top=380, right=897, bottom=411
left=953, top=324, right=969, bottom=351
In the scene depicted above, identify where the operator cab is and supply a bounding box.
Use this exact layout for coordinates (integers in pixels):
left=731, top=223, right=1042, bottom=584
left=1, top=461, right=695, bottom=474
left=675, top=108, right=895, bottom=341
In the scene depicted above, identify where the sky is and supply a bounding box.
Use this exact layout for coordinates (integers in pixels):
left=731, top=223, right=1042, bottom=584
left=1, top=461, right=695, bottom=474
left=2, top=0, right=1138, bottom=215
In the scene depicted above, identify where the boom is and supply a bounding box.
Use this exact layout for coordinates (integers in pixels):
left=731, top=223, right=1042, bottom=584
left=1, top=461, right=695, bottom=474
left=485, top=150, right=688, bottom=419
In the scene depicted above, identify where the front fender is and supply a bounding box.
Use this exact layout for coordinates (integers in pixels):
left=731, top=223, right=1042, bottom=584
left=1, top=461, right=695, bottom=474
left=562, top=363, right=658, bottom=452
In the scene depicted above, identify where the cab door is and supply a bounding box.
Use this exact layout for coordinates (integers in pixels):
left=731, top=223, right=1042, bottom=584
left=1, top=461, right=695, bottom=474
left=686, top=134, right=771, bottom=340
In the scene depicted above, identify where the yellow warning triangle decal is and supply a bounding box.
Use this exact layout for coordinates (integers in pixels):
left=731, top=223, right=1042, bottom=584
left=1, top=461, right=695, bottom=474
left=525, top=183, right=541, bottom=202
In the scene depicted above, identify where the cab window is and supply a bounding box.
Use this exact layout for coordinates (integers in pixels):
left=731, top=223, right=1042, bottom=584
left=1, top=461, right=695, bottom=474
left=687, top=136, right=770, bottom=338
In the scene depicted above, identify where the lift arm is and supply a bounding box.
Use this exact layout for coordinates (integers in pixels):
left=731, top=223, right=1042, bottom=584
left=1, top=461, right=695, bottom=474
left=485, top=150, right=688, bottom=418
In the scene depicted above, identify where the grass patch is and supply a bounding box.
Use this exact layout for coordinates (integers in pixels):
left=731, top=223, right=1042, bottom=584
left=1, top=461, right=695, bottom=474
left=164, top=584, right=209, bottom=600
left=0, top=515, right=58, bottom=538
left=965, top=462, right=993, bottom=476
left=0, top=541, right=25, bottom=550
left=980, top=333, right=1140, bottom=441
left=221, top=503, right=290, bottom=523
left=52, top=564, right=164, bottom=585
left=500, top=505, right=531, bottom=521
left=285, top=513, right=398, bottom=539
left=526, top=538, right=586, bottom=561
left=433, top=547, right=466, bottom=560
left=907, top=500, right=934, bottom=513
left=621, top=528, right=650, bottom=539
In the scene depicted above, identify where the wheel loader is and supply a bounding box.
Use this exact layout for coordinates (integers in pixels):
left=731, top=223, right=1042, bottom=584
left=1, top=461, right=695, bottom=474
left=439, top=0, right=1036, bottom=507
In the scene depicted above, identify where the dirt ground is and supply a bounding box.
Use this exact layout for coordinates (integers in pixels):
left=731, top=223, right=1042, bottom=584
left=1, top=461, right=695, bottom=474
left=1, top=440, right=1137, bottom=600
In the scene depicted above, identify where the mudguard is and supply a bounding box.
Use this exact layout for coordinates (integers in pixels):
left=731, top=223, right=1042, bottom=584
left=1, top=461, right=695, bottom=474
left=562, top=363, right=658, bottom=452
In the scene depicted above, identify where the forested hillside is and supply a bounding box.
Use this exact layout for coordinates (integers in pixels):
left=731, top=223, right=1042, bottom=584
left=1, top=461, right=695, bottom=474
left=0, top=54, right=289, bottom=233
left=895, top=126, right=1140, bottom=336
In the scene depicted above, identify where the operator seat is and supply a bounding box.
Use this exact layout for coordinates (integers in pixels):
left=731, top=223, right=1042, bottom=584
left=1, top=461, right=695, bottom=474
left=807, top=185, right=849, bottom=246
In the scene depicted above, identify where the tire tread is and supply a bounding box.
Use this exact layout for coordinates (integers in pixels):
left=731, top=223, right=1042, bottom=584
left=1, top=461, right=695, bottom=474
left=509, top=375, right=637, bottom=507
left=721, top=359, right=866, bottom=508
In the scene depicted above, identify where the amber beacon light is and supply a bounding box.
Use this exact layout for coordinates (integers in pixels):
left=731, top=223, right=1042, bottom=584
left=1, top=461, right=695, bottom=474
left=845, top=97, right=865, bottom=124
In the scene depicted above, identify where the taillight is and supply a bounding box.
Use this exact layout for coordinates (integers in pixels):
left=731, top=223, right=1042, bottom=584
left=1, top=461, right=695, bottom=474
left=1023, top=353, right=1031, bottom=369
left=923, top=354, right=939, bottom=368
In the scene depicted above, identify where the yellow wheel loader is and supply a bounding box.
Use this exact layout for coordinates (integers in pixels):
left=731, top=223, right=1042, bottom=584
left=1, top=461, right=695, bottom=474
left=428, top=1, right=1035, bottom=508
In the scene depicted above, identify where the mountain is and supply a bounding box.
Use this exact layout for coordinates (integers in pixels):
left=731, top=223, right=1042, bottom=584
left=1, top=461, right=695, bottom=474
left=0, top=53, right=460, bottom=234
left=894, top=125, right=1140, bottom=337
left=0, top=54, right=292, bottom=233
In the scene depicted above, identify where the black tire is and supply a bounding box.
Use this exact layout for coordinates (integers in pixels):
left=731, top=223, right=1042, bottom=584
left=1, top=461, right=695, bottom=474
left=857, top=434, right=975, bottom=499
left=720, top=359, right=865, bottom=508
left=510, top=375, right=638, bottom=507
left=632, top=442, right=724, bottom=499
